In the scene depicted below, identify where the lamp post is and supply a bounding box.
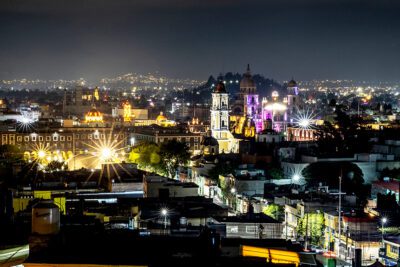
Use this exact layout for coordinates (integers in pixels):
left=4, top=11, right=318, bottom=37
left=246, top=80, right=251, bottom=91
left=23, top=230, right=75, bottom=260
left=337, top=174, right=342, bottom=259
left=161, top=208, right=168, bottom=234
left=230, top=188, right=236, bottom=212
left=381, top=217, right=387, bottom=247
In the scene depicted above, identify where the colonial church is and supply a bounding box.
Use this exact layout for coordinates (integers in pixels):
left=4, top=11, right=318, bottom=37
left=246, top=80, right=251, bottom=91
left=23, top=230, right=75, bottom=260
left=210, top=65, right=304, bottom=153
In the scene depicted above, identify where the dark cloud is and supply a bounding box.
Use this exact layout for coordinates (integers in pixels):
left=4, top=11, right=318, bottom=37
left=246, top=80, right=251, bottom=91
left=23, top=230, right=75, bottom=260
left=0, top=0, right=399, bottom=82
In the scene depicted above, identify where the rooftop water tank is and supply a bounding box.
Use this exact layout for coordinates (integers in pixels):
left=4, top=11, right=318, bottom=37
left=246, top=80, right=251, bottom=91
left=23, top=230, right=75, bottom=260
left=32, top=200, right=60, bottom=235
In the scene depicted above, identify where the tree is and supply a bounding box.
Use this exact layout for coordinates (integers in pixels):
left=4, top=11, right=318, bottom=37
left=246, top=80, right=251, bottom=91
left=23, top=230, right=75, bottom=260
left=302, top=161, right=368, bottom=204
left=262, top=204, right=284, bottom=220
left=128, top=140, right=190, bottom=178
left=297, top=212, right=325, bottom=245
left=158, top=140, right=190, bottom=178
left=45, top=161, right=67, bottom=172
left=0, top=145, right=22, bottom=161
left=128, top=142, right=162, bottom=173
left=316, top=105, right=371, bottom=155
left=268, top=167, right=284, bottom=180
left=208, top=161, right=235, bottom=182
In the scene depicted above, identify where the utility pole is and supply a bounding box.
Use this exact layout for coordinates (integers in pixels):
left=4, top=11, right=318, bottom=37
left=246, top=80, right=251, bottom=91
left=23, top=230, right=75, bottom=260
left=305, top=204, right=309, bottom=250
left=338, top=172, right=342, bottom=259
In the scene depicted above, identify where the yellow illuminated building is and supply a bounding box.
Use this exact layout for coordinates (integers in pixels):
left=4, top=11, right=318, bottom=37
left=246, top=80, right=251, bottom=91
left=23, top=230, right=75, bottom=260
left=242, top=246, right=300, bottom=266
left=94, top=87, right=100, bottom=101
left=155, top=112, right=176, bottom=127
left=123, top=102, right=132, bottom=122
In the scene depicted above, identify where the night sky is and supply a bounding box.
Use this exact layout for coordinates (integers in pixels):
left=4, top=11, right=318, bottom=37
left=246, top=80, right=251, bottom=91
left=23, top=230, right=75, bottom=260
left=1, top=0, right=400, bottom=82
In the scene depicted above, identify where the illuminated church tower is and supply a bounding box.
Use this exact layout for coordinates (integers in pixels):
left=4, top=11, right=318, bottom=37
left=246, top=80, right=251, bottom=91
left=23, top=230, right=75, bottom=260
left=211, top=81, right=238, bottom=153
left=240, top=64, right=258, bottom=117
left=287, top=79, right=300, bottom=117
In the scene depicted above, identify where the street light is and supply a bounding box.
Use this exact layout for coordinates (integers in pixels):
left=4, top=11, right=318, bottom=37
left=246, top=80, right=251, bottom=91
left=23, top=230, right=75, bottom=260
left=292, top=174, right=300, bottom=182
left=161, top=208, right=168, bottom=230
left=37, top=150, right=46, bottom=159
left=230, top=188, right=236, bottom=212
left=382, top=217, right=387, bottom=247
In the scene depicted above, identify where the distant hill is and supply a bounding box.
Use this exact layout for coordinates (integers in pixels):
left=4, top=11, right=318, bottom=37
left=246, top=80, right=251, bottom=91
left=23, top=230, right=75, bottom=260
left=186, top=72, right=284, bottom=104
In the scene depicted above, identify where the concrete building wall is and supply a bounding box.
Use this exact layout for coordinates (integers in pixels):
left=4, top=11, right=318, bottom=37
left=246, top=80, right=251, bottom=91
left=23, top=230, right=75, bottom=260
left=225, top=222, right=283, bottom=239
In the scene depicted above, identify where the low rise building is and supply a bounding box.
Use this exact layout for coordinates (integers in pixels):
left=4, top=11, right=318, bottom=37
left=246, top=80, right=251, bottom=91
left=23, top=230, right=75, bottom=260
left=211, top=213, right=283, bottom=239
left=143, top=175, right=198, bottom=198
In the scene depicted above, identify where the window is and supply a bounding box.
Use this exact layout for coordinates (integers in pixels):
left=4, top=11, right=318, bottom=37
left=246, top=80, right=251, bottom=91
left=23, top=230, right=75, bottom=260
left=101, top=134, right=105, bottom=139
left=60, top=136, right=65, bottom=141
left=39, top=136, right=43, bottom=141
left=24, top=136, right=29, bottom=142
left=17, top=136, right=22, bottom=142
left=46, top=136, right=51, bottom=141
left=81, top=134, right=86, bottom=140
left=390, top=245, right=398, bottom=254
left=227, top=226, right=238, bottom=233
left=53, top=135, right=58, bottom=141
left=31, top=135, right=36, bottom=141
left=246, top=226, right=257, bottom=234
left=75, top=134, right=79, bottom=140
left=88, top=134, right=92, bottom=140
left=67, top=136, right=72, bottom=141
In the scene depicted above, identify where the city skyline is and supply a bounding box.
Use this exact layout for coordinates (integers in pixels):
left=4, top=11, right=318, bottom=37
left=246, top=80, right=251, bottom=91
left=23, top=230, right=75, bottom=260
left=1, top=0, right=400, bottom=82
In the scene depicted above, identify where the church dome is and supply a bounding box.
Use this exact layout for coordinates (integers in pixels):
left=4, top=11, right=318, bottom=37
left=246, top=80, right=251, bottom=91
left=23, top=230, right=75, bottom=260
left=156, top=112, right=167, bottom=122
left=214, top=81, right=227, bottom=93
left=287, top=79, right=297, bottom=87
left=85, top=107, right=103, bottom=123
left=87, top=108, right=101, bottom=117
left=240, top=64, right=255, bottom=88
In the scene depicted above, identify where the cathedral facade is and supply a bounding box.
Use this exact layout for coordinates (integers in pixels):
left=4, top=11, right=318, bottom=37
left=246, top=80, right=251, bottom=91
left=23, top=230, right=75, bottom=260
left=229, top=65, right=302, bottom=139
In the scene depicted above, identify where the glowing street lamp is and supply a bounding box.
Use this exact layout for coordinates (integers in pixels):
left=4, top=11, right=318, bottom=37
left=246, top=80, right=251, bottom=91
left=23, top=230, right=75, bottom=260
left=292, top=174, right=300, bottom=182
left=382, top=217, right=387, bottom=246
left=298, top=119, right=310, bottom=129
left=161, top=208, right=168, bottom=230
left=37, top=150, right=46, bottom=159
left=100, top=147, right=113, bottom=161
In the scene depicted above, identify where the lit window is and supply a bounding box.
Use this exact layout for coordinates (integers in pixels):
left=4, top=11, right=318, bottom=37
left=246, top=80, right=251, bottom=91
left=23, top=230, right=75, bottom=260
left=246, top=226, right=257, bottom=234
left=227, top=226, right=238, bottom=233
